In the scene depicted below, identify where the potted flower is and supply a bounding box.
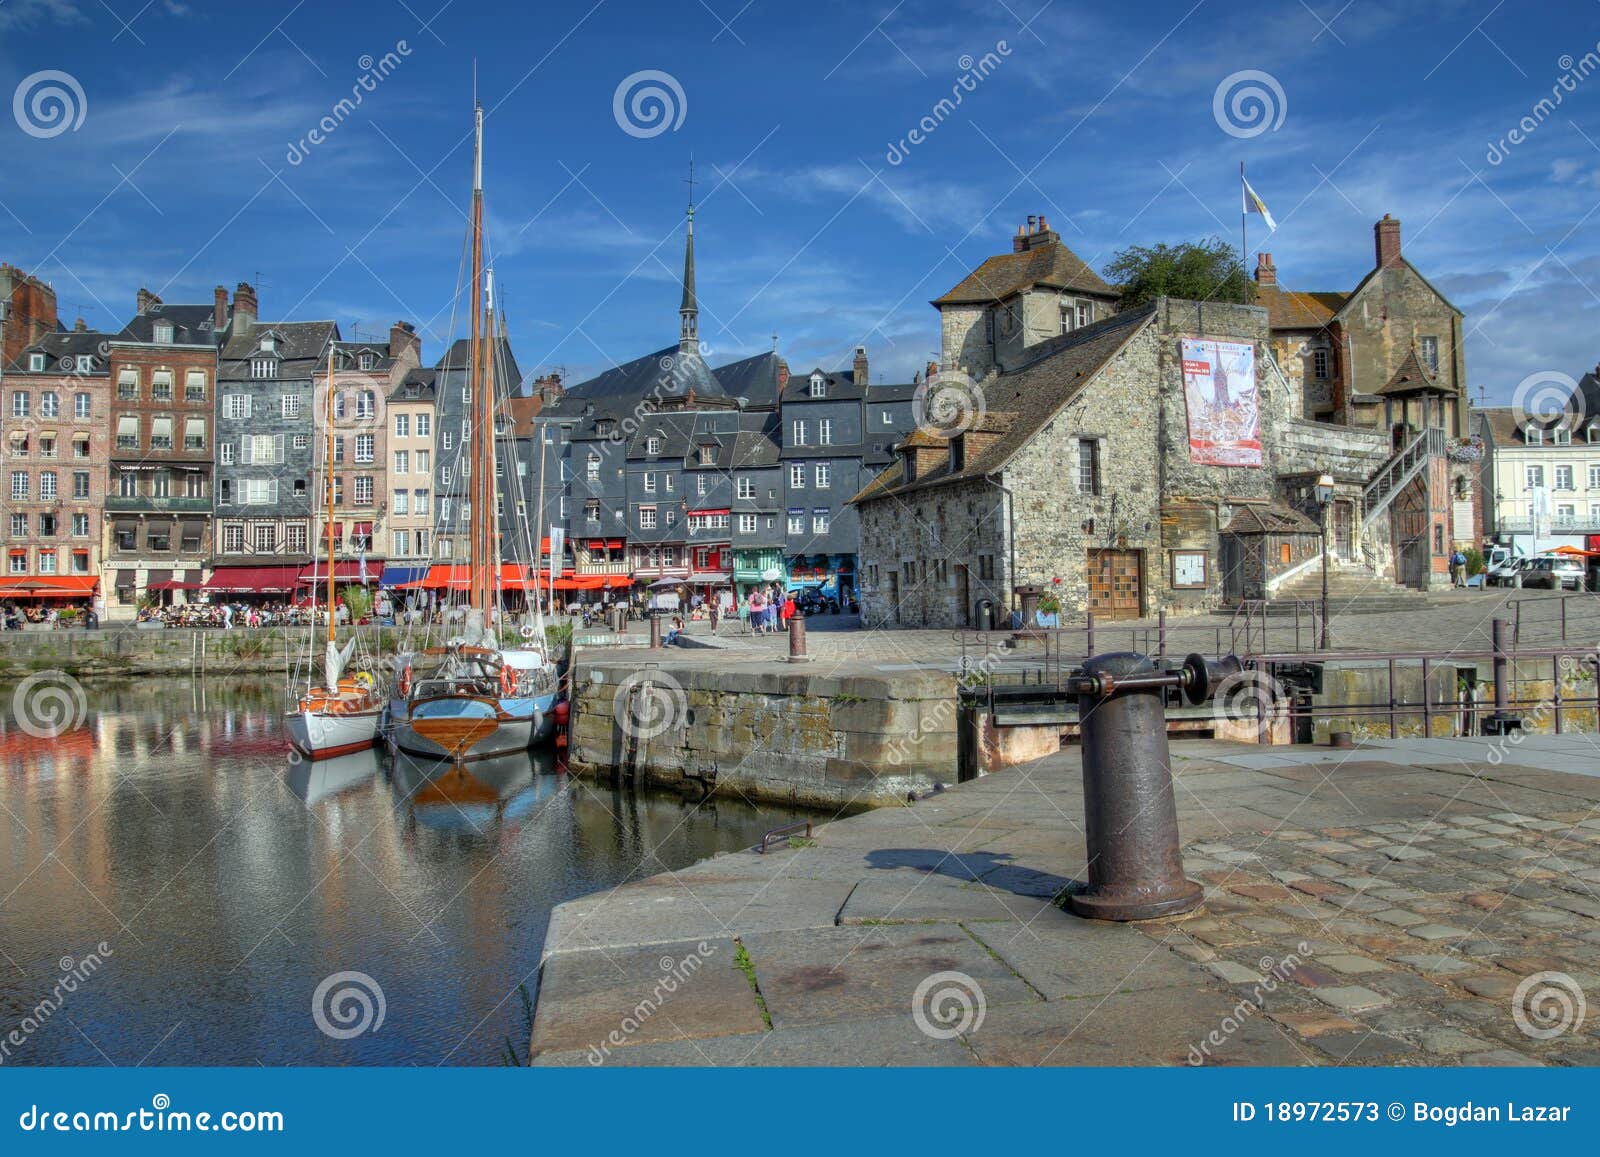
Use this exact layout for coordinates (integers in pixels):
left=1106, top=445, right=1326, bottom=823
left=1036, top=579, right=1062, bottom=627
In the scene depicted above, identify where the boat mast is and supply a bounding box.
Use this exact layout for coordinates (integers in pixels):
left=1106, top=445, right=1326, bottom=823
left=483, top=274, right=499, bottom=623
left=468, top=103, right=486, bottom=615
left=324, top=345, right=337, bottom=650
left=534, top=388, right=548, bottom=628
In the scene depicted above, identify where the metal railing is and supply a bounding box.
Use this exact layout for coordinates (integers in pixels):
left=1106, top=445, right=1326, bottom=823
left=1362, top=427, right=1446, bottom=520
left=1508, top=591, right=1600, bottom=647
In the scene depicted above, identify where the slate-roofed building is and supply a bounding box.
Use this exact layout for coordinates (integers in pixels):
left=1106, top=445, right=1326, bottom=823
left=432, top=334, right=521, bottom=565
left=104, top=286, right=227, bottom=610
left=211, top=284, right=339, bottom=582
left=385, top=365, right=437, bottom=581
left=1, top=326, right=113, bottom=606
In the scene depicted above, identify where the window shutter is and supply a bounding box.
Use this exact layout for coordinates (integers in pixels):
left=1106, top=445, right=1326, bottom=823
left=269, top=479, right=279, bottom=504
left=274, top=433, right=285, bottom=463
left=241, top=435, right=252, bottom=465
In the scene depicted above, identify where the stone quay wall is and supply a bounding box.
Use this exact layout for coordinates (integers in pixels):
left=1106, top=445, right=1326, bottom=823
left=568, top=656, right=958, bottom=809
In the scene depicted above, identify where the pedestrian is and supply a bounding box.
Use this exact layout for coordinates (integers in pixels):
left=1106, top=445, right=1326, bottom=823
left=1450, top=548, right=1467, bottom=588
left=749, top=589, right=765, bottom=633
left=781, top=593, right=797, bottom=630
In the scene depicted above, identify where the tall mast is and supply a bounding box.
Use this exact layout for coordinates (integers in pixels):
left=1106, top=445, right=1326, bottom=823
left=468, top=102, right=485, bottom=613
left=483, top=277, right=498, bottom=619
left=324, top=346, right=337, bottom=648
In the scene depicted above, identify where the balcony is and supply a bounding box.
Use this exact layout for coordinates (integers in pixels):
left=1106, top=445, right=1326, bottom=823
left=105, top=495, right=211, bottom=513
left=1496, top=514, right=1600, bottom=534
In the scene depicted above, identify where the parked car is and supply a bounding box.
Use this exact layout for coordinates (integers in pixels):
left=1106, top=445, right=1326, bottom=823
left=1519, top=554, right=1586, bottom=591
left=1483, top=545, right=1525, bottom=587
left=795, top=586, right=840, bottom=616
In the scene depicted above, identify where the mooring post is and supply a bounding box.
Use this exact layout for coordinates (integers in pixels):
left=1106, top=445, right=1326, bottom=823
left=649, top=613, right=662, bottom=650
left=787, top=612, right=808, bottom=662
left=1066, top=652, right=1238, bottom=921
left=1484, top=617, right=1522, bottom=736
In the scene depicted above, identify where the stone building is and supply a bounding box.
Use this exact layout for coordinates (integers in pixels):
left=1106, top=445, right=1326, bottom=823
left=853, top=214, right=1476, bottom=628
left=0, top=264, right=59, bottom=368
left=0, top=328, right=111, bottom=606
left=104, top=287, right=224, bottom=611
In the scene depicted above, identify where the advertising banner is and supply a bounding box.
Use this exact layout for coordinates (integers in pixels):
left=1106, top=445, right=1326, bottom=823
left=1180, top=338, right=1262, bottom=467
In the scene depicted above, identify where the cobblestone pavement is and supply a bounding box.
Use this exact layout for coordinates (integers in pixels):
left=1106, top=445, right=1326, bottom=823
left=528, top=735, right=1600, bottom=1066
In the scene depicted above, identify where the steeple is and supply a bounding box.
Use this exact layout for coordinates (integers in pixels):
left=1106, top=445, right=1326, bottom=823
left=679, top=157, right=698, bottom=353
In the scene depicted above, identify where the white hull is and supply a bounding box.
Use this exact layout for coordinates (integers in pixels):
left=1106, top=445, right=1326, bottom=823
left=287, top=707, right=381, bottom=760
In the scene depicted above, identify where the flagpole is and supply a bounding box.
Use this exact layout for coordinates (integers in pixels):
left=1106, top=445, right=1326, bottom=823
left=1240, top=161, right=1247, bottom=271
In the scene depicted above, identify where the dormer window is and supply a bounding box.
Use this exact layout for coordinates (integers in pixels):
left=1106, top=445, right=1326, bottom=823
left=646, top=435, right=661, bottom=455
left=358, top=352, right=375, bottom=371
left=75, top=355, right=92, bottom=373
left=258, top=335, right=276, bottom=354
left=29, top=353, right=45, bottom=372
left=153, top=321, right=173, bottom=344
left=1553, top=426, right=1572, bottom=446
left=949, top=435, right=965, bottom=472
left=251, top=357, right=277, bottom=379
left=1588, top=423, right=1600, bottom=444
left=1525, top=425, right=1543, bottom=445
left=809, top=373, right=826, bottom=397
left=698, top=443, right=716, bottom=465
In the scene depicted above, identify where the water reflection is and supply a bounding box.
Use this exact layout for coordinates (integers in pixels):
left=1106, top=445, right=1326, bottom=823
left=0, top=678, right=811, bottom=1066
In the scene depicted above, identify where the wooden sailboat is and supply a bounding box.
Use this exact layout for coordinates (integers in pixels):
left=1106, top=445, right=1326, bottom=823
left=387, top=102, right=557, bottom=761
left=286, top=348, right=384, bottom=759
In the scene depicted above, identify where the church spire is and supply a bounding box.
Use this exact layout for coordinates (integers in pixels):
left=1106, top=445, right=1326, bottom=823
left=679, top=157, right=698, bottom=352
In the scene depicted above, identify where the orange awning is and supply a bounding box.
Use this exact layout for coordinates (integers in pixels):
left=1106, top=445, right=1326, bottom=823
left=0, top=575, right=98, bottom=598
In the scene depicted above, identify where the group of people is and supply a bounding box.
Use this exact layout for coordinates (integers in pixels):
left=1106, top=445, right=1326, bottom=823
left=2, top=602, right=97, bottom=630
left=744, top=585, right=797, bottom=633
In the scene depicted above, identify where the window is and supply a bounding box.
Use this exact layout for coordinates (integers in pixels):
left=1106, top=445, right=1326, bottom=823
left=39, top=473, right=56, bottom=500
left=1419, top=336, right=1439, bottom=371
left=290, top=433, right=308, bottom=451
left=665, top=472, right=674, bottom=492
left=153, top=321, right=173, bottom=343
left=416, top=529, right=430, bottom=556
left=791, top=420, right=807, bottom=446
left=185, top=371, right=207, bottom=402
left=393, top=450, right=409, bottom=474
left=1526, top=465, right=1545, bottom=489
left=75, top=392, right=91, bottom=418
left=243, top=434, right=283, bottom=465
left=39, top=391, right=58, bottom=418
left=183, top=418, right=206, bottom=451
left=1554, top=426, right=1572, bottom=445
left=281, top=394, right=301, bottom=419
left=698, top=444, right=716, bottom=465
left=75, top=356, right=91, bottom=373
left=1556, top=465, right=1574, bottom=491
left=1312, top=348, right=1330, bottom=379
left=354, top=434, right=374, bottom=463
left=285, top=524, right=307, bottom=554
left=149, top=417, right=174, bottom=451
left=10, top=472, right=27, bottom=500
left=394, top=413, right=409, bottom=438
left=643, top=472, right=656, bottom=493
left=219, top=442, right=235, bottom=466
left=359, top=352, right=375, bottom=371
left=70, top=551, right=88, bottom=575
left=251, top=357, right=277, bottom=378
left=586, top=454, right=600, bottom=481
left=392, top=490, right=409, bottom=515
left=560, top=425, right=572, bottom=444
left=37, top=436, right=55, bottom=459
left=441, top=465, right=452, bottom=486
left=416, top=450, right=429, bottom=474
left=392, top=529, right=411, bottom=556
left=979, top=553, right=995, bottom=581
left=223, top=524, right=244, bottom=552
left=441, top=431, right=453, bottom=452
left=815, top=464, right=831, bottom=488
left=38, top=550, right=56, bottom=574
left=8, top=551, right=25, bottom=574
left=354, top=476, right=374, bottom=505
left=413, top=490, right=429, bottom=514
left=8, top=513, right=24, bottom=536
left=29, top=353, right=45, bottom=372
left=416, top=413, right=430, bottom=437
left=809, top=373, right=826, bottom=397
left=788, top=512, right=804, bottom=534
left=254, top=524, right=276, bottom=552
left=789, top=464, right=805, bottom=489
left=1525, top=425, right=1543, bottom=446
left=151, top=372, right=173, bottom=401
left=1589, top=465, right=1600, bottom=490
left=585, top=499, right=601, bottom=522
left=646, top=436, right=661, bottom=455
left=818, top=419, right=833, bottom=446
left=242, top=479, right=279, bottom=505
left=72, top=435, right=88, bottom=459
left=638, top=505, right=658, bottom=529
left=357, top=391, right=375, bottom=419
left=38, top=512, right=56, bottom=536
left=72, top=471, right=89, bottom=499
left=1557, top=503, right=1576, bottom=519
left=11, top=392, right=29, bottom=418
left=1077, top=438, right=1101, bottom=496
left=665, top=509, right=677, bottom=527
left=224, top=394, right=251, bottom=420
left=737, top=478, right=754, bottom=499
left=739, top=513, right=757, bottom=534
left=118, top=471, right=138, bottom=498
left=147, top=524, right=170, bottom=552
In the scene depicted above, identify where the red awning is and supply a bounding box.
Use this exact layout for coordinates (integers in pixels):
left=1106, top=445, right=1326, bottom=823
left=0, top=576, right=98, bottom=598
left=401, top=564, right=564, bottom=591
left=604, top=575, right=633, bottom=588
left=585, top=539, right=625, bottom=551
left=688, top=508, right=730, bottom=517
left=298, top=561, right=383, bottom=584
left=203, top=565, right=302, bottom=594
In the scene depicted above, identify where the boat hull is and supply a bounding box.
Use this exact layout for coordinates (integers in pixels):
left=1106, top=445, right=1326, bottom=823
left=388, top=698, right=539, bottom=761
left=286, top=707, right=381, bottom=760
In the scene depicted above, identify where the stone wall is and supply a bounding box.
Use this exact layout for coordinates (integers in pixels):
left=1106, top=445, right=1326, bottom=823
left=568, top=657, right=957, bottom=807
left=857, top=474, right=1008, bottom=629
left=1339, top=263, right=1468, bottom=437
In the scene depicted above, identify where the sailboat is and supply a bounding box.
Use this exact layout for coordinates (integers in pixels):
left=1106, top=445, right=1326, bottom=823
left=285, top=349, right=384, bottom=760
left=387, top=102, right=559, bottom=762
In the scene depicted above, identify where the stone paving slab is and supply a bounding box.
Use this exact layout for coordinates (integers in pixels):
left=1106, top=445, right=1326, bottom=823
left=530, top=733, right=1600, bottom=1066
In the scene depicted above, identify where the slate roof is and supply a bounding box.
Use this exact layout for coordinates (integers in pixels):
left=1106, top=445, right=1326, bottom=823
left=4, top=329, right=116, bottom=373
left=331, top=338, right=396, bottom=373
left=1221, top=504, right=1319, bottom=534
left=562, top=343, right=726, bottom=401
left=115, top=304, right=220, bottom=345
left=853, top=306, right=1155, bottom=503
left=782, top=368, right=863, bottom=403
left=434, top=336, right=524, bottom=393
left=730, top=425, right=781, bottom=469
left=934, top=236, right=1114, bottom=306
left=711, top=350, right=784, bottom=405
left=388, top=366, right=438, bottom=401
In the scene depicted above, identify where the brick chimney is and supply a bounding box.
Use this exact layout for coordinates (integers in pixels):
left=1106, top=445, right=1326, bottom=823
left=214, top=286, right=228, bottom=331
left=1375, top=214, right=1402, bottom=269
left=233, top=281, right=258, bottom=328
left=1013, top=224, right=1028, bottom=253
left=1254, top=252, right=1277, bottom=285
left=136, top=287, right=162, bottom=314
left=533, top=371, right=564, bottom=401
left=389, top=319, right=421, bottom=365
left=776, top=357, right=789, bottom=391
left=73, top=317, right=87, bottom=332
left=852, top=345, right=869, bottom=387
left=1017, top=213, right=1059, bottom=252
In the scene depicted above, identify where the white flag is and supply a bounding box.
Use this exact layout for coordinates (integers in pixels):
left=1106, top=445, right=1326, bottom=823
left=1243, top=177, right=1277, bottom=231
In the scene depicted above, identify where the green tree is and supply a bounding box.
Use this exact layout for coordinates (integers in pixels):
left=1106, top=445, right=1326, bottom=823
left=342, top=585, right=372, bottom=622
left=1103, top=238, right=1253, bottom=310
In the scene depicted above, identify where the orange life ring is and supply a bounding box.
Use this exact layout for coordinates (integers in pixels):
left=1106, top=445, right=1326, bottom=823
left=398, top=666, right=412, bottom=696
left=500, top=666, right=516, bottom=696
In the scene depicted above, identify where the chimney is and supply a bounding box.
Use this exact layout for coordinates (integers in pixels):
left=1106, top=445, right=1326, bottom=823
left=233, top=281, right=258, bottom=328
left=534, top=371, right=564, bottom=401
left=1375, top=214, right=1402, bottom=269
left=136, top=287, right=162, bottom=314
left=1026, top=215, right=1037, bottom=233
left=1013, top=224, right=1028, bottom=253
left=73, top=317, right=87, bottom=332
left=1254, top=252, right=1277, bottom=286
left=1037, top=215, right=1049, bottom=233
left=853, top=345, right=869, bottom=387
left=214, top=286, right=228, bottom=331
left=389, top=319, right=421, bottom=365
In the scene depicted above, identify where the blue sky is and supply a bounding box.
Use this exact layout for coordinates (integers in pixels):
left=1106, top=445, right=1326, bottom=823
left=2, top=0, right=1599, bottom=399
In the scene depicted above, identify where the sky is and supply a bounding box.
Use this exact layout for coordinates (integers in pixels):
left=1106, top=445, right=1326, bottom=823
left=2, top=0, right=1599, bottom=401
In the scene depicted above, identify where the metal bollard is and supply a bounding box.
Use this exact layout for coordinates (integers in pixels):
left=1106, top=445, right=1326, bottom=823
left=1066, top=651, right=1239, bottom=921
left=787, top=612, right=808, bottom=662
left=649, top=614, right=662, bottom=650
left=1483, top=617, right=1522, bottom=736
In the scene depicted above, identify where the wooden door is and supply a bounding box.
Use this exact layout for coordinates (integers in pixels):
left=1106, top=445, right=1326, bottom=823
left=1333, top=501, right=1354, bottom=559
left=1087, top=549, right=1142, bottom=620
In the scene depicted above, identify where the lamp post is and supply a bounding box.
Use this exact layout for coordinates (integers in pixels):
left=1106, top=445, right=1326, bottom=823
left=1314, top=473, right=1335, bottom=650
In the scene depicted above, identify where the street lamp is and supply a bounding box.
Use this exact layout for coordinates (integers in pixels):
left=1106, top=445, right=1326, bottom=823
left=1313, top=473, right=1335, bottom=650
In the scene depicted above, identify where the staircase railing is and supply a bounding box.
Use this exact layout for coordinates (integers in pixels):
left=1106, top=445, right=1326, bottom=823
left=1362, top=426, right=1446, bottom=521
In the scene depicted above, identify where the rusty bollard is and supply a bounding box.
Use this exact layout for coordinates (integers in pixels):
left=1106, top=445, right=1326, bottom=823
left=1066, top=651, right=1239, bottom=921
left=787, top=612, right=808, bottom=662
left=649, top=613, right=662, bottom=650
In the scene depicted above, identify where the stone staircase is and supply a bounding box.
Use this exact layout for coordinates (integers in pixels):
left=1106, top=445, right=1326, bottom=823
left=1267, top=563, right=1430, bottom=614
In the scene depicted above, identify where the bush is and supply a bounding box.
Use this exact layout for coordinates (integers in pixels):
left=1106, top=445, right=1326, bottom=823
left=1463, top=547, right=1486, bottom=576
